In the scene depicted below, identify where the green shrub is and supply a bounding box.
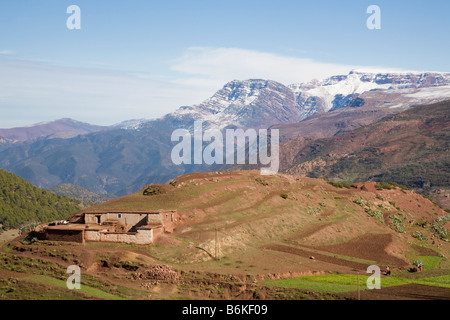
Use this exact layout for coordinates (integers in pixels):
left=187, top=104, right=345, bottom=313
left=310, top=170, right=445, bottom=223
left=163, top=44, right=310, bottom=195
left=280, top=193, right=288, bottom=200
left=411, top=231, right=428, bottom=241
left=431, top=223, right=448, bottom=241
left=390, top=215, right=405, bottom=233
left=255, top=178, right=268, bottom=186
left=307, top=207, right=321, bottom=215
left=366, top=208, right=384, bottom=223
left=327, top=181, right=351, bottom=189
left=375, top=182, right=398, bottom=190
left=353, top=196, right=365, bottom=207
left=435, top=215, right=450, bottom=224
left=143, top=185, right=163, bottom=196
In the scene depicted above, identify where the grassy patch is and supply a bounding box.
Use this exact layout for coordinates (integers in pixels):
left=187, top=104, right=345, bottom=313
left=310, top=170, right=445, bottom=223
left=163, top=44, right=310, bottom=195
left=26, top=275, right=124, bottom=300
left=266, top=272, right=450, bottom=293
left=266, top=274, right=359, bottom=293
left=327, top=212, right=349, bottom=223
left=0, top=277, right=86, bottom=300
left=266, top=274, right=410, bottom=293
left=412, top=256, right=443, bottom=270
left=418, top=274, right=450, bottom=288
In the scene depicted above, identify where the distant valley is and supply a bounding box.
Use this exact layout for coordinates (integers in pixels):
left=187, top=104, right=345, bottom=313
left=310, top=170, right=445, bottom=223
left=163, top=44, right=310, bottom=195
left=49, top=183, right=117, bottom=204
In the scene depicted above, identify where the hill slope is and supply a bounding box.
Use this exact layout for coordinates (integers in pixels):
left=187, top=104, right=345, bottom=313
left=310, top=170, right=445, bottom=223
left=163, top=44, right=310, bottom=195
left=87, top=171, right=449, bottom=269
left=0, top=169, right=81, bottom=230
left=49, top=183, right=116, bottom=204
left=280, top=100, right=450, bottom=197
left=2, top=171, right=449, bottom=301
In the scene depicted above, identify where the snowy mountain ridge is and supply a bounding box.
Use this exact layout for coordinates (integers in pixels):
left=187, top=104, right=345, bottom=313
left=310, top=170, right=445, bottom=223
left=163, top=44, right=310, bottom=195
left=161, top=70, right=450, bottom=130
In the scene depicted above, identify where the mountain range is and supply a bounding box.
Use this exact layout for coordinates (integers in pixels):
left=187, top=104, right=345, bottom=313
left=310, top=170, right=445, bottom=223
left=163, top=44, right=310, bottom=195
left=282, top=101, right=450, bottom=193
left=0, top=118, right=108, bottom=144
left=0, top=70, right=449, bottom=196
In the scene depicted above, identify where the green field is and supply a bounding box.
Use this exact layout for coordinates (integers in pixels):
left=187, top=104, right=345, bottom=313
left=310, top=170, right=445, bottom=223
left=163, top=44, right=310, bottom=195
left=266, top=272, right=450, bottom=293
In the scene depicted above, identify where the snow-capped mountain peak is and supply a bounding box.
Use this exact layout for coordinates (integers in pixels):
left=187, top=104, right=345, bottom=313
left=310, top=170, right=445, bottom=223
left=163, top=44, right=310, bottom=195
left=113, top=118, right=150, bottom=130
left=288, top=71, right=450, bottom=119
left=139, top=70, right=450, bottom=133
left=169, top=79, right=299, bottom=130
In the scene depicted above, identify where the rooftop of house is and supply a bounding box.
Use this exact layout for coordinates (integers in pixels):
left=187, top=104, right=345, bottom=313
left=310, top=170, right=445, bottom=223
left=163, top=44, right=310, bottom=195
left=82, top=210, right=176, bottom=215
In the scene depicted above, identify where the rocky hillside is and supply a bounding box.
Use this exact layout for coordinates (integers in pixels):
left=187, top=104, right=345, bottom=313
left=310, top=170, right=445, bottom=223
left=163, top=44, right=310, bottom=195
left=273, top=106, right=399, bottom=142
left=168, top=79, right=300, bottom=130
left=281, top=101, right=450, bottom=198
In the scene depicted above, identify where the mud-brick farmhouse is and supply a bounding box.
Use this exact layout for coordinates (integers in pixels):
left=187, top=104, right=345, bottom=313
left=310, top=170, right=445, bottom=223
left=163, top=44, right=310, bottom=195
left=42, top=210, right=179, bottom=245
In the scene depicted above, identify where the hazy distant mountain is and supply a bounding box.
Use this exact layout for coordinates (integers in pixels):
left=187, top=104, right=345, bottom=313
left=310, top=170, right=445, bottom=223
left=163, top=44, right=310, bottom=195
left=0, top=118, right=108, bottom=143
left=1, top=71, right=449, bottom=196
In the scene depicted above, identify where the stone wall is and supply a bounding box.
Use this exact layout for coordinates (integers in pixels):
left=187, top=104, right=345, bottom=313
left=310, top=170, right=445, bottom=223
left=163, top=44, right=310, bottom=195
left=84, top=229, right=101, bottom=242
left=46, top=229, right=84, bottom=243
left=85, top=212, right=161, bottom=229
left=160, top=210, right=179, bottom=233
left=84, top=228, right=154, bottom=245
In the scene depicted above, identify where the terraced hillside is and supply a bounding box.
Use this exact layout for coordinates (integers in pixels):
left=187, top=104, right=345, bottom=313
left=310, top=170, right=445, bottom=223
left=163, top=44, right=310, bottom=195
left=1, top=171, right=448, bottom=300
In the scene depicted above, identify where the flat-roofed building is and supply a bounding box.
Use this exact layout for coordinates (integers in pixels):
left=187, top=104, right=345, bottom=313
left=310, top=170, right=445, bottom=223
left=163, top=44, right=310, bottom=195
left=43, top=210, right=179, bottom=245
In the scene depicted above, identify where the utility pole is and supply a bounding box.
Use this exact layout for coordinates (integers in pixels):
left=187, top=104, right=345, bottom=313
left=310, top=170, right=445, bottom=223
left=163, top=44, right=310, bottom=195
left=215, top=226, right=219, bottom=261
left=357, top=272, right=360, bottom=300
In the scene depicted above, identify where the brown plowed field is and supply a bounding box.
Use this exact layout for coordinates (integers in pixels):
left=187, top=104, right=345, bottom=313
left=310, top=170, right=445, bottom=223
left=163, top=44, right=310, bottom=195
left=261, top=243, right=369, bottom=271
left=341, top=284, right=450, bottom=300
left=313, top=233, right=408, bottom=267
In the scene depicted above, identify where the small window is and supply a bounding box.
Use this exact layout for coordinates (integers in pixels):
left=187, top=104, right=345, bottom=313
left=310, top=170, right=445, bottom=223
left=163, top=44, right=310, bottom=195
left=118, top=214, right=122, bottom=219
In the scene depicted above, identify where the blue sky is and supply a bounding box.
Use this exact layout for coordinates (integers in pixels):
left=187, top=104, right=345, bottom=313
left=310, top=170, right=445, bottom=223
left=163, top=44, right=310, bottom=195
left=0, top=0, right=449, bottom=127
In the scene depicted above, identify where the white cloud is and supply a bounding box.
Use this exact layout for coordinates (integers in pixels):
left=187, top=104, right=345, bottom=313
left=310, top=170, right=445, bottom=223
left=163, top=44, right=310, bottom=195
left=170, top=47, right=409, bottom=91
left=0, top=47, right=411, bottom=128
left=172, top=47, right=345, bottom=85
left=0, top=58, right=209, bottom=128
